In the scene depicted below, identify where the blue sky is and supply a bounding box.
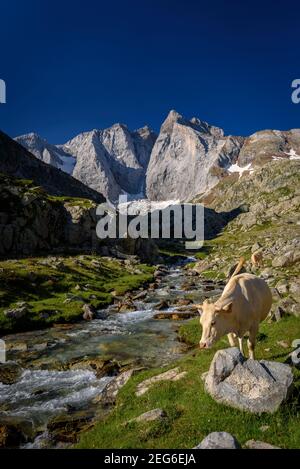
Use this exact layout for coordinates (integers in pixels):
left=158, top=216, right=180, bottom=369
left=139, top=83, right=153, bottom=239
left=0, top=0, right=299, bottom=143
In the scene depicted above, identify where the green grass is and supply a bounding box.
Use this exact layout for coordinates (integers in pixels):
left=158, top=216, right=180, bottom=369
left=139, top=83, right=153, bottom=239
left=0, top=255, right=154, bottom=334
left=48, top=195, right=95, bottom=208
left=76, top=315, right=300, bottom=449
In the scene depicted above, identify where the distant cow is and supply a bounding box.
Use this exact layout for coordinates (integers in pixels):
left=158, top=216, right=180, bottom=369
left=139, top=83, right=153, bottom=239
left=251, top=250, right=263, bottom=268
left=197, top=258, right=272, bottom=359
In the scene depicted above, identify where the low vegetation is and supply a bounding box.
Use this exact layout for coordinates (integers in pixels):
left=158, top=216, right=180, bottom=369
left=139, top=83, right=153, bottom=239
left=77, top=314, right=300, bottom=449
left=0, top=255, right=154, bottom=334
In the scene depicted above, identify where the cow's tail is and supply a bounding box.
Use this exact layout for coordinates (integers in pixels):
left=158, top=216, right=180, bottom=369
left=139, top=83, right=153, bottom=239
left=230, top=257, right=245, bottom=279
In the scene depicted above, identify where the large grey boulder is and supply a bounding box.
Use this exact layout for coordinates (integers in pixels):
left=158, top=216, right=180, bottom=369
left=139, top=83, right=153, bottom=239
left=128, top=408, right=166, bottom=424
left=245, top=440, right=280, bottom=449
left=204, top=348, right=293, bottom=414
left=194, top=432, right=241, bottom=449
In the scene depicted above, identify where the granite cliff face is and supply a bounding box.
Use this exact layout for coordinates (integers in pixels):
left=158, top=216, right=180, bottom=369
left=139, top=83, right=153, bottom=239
left=146, top=110, right=244, bottom=201
left=16, top=124, right=157, bottom=202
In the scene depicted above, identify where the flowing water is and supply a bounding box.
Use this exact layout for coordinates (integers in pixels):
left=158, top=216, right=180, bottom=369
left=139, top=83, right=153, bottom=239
left=0, top=259, right=223, bottom=447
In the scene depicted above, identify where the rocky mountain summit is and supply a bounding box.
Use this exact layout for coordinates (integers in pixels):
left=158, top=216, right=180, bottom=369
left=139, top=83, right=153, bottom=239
left=16, top=110, right=300, bottom=203
left=146, top=110, right=244, bottom=201
left=15, top=133, right=76, bottom=174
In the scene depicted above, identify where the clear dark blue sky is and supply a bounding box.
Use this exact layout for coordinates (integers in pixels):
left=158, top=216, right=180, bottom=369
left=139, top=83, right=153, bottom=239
left=0, top=0, right=299, bottom=143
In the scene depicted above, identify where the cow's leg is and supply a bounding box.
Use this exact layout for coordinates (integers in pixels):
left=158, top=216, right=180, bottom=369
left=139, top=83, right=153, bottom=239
left=238, top=337, right=244, bottom=356
left=247, top=326, right=258, bottom=359
left=227, top=333, right=236, bottom=347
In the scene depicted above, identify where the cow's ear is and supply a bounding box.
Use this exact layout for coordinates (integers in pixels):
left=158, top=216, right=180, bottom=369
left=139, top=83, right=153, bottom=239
left=222, top=302, right=232, bottom=313
left=195, top=303, right=203, bottom=316
left=215, top=301, right=233, bottom=313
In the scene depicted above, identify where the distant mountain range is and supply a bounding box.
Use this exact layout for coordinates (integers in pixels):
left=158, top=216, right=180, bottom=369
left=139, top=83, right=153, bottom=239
left=14, top=110, right=300, bottom=202
left=0, top=130, right=104, bottom=203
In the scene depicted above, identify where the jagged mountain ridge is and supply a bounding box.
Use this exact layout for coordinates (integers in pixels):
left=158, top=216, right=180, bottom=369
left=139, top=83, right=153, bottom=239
left=15, top=111, right=300, bottom=202
left=0, top=130, right=105, bottom=203
left=16, top=124, right=157, bottom=202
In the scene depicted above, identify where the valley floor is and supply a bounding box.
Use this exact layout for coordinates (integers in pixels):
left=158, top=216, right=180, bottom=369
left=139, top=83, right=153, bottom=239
left=0, top=255, right=154, bottom=335
left=76, top=314, right=300, bottom=449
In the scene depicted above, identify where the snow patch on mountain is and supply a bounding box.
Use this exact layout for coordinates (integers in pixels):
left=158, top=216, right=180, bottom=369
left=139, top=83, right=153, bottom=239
left=272, top=148, right=300, bottom=161
left=118, top=198, right=181, bottom=215
left=227, top=162, right=254, bottom=177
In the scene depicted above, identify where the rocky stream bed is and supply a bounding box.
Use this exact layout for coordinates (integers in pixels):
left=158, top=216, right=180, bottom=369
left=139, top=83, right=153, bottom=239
left=0, top=258, right=225, bottom=448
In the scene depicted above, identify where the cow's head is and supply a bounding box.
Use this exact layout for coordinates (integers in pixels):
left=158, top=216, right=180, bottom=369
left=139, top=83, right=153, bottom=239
left=197, top=299, right=233, bottom=349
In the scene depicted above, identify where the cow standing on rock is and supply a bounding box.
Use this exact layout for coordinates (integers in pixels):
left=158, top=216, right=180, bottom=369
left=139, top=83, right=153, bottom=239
left=197, top=258, right=272, bottom=359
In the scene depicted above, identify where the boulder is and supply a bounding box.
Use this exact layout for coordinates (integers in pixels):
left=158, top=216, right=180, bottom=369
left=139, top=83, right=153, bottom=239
left=272, top=251, right=295, bottom=268
left=153, top=310, right=197, bottom=320
left=128, top=408, right=166, bottom=424
left=244, top=440, right=280, bottom=449
left=275, top=280, right=289, bottom=295
left=204, top=348, right=293, bottom=413
left=117, top=299, right=136, bottom=313
left=47, top=411, right=94, bottom=444
left=273, top=305, right=286, bottom=322
left=154, top=300, right=169, bottom=310
left=3, top=304, right=28, bottom=319
left=136, top=367, right=187, bottom=397
left=98, top=369, right=136, bottom=404
left=0, top=361, right=23, bottom=385
left=69, top=358, right=120, bottom=378
left=290, top=302, right=300, bottom=318
left=173, top=298, right=192, bottom=307
left=251, top=242, right=262, bottom=254
left=194, top=432, right=240, bottom=449
left=132, top=291, right=148, bottom=301
left=0, top=423, right=25, bottom=448
left=290, top=280, right=300, bottom=300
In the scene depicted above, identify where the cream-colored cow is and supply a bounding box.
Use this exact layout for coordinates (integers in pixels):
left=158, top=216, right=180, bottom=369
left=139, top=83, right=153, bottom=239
left=251, top=250, right=263, bottom=268
left=197, top=258, right=272, bottom=359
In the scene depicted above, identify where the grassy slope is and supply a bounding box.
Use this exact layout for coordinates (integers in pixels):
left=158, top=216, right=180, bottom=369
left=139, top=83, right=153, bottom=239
left=0, top=255, right=154, bottom=335
left=77, top=162, right=300, bottom=449
left=77, top=315, right=300, bottom=449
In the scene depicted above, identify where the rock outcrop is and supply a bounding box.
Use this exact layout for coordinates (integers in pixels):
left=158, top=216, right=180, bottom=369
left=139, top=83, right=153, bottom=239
left=0, top=173, right=159, bottom=262
left=136, top=367, right=187, bottom=396
left=204, top=348, right=293, bottom=414
left=194, top=432, right=241, bottom=449
left=0, top=173, right=98, bottom=256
